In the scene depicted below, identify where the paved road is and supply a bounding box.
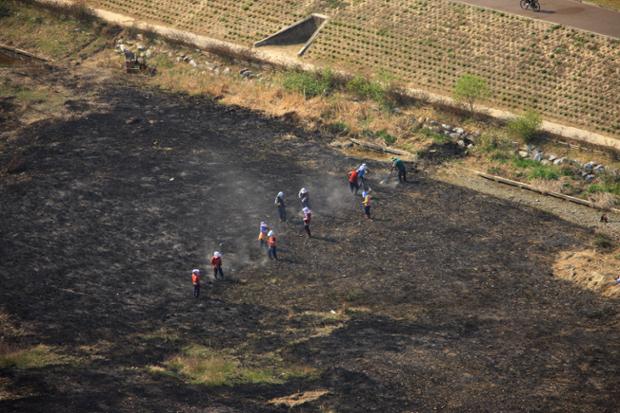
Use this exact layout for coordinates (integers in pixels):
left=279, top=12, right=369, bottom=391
left=457, top=0, right=620, bottom=38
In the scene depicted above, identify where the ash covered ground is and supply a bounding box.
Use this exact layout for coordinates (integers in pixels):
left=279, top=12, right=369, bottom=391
left=1, top=73, right=619, bottom=412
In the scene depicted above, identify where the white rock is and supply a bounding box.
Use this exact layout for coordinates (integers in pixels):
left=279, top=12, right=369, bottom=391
left=541, top=159, right=551, bottom=165
left=454, top=127, right=465, bottom=135
left=547, top=154, right=557, bottom=162
left=518, top=150, right=528, bottom=158
left=553, top=157, right=565, bottom=165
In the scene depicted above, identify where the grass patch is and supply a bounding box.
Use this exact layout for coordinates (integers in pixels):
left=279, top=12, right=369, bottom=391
left=346, top=75, right=387, bottom=105
left=282, top=69, right=334, bottom=98
left=528, top=165, right=560, bottom=180
left=0, top=344, right=71, bottom=369
left=0, top=0, right=98, bottom=59
left=512, top=157, right=539, bottom=169
left=152, top=345, right=315, bottom=386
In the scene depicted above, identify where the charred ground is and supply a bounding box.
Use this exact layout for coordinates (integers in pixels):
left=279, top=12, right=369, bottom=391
left=0, top=71, right=619, bottom=412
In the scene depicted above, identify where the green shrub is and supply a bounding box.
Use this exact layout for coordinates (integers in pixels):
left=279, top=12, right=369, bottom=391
left=453, top=74, right=490, bottom=114
left=507, top=110, right=542, bottom=143
left=346, top=75, right=385, bottom=103
left=282, top=69, right=333, bottom=98
left=376, top=129, right=396, bottom=145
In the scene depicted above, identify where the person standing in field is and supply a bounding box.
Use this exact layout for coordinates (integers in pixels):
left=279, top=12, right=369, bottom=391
left=298, top=187, right=310, bottom=208
left=391, top=157, right=407, bottom=183
left=258, top=221, right=269, bottom=249
left=275, top=192, right=286, bottom=222
left=191, top=269, right=201, bottom=298
left=357, top=163, right=369, bottom=190
left=348, top=168, right=359, bottom=194
left=362, top=191, right=372, bottom=219
left=302, top=206, right=312, bottom=237
left=267, top=230, right=278, bottom=260
left=211, top=251, right=224, bottom=280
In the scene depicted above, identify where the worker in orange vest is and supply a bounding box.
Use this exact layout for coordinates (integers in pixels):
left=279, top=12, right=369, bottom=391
left=191, top=269, right=201, bottom=297
left=267, top=230, right=278, bottom=260
left=211, top=251, right=224, bottom=280
left=348, top=169, right=359, bottom=194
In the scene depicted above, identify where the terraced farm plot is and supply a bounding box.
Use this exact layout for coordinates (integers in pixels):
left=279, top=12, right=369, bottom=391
left=86, top=0, right=620, bottom=138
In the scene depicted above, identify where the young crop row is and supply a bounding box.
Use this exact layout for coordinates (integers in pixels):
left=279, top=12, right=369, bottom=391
left=85, top=0, right=619, bottom=137
left=305, top=0, right=619, bottom=136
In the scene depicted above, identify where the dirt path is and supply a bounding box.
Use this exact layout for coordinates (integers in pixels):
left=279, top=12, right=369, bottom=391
left=457, top=0, right=620, bottom=37
left=1, top=65, right=619, bottom=411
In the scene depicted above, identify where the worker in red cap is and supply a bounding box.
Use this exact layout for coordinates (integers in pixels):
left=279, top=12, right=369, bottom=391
left=191, top=269, right=201, bottom=298
left=211, top=251, right=224, bottom=280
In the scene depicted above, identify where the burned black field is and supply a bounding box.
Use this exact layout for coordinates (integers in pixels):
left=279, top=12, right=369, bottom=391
left=1, top=79, right=619, bottom=412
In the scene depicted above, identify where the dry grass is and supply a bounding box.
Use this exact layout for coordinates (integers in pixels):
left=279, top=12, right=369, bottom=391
left=587, top=191, right=618, bottom=209
left=269, top=389, right=330, bottom=408
left=553, top=248, right=620, bottom=298
left=149, top=345, right=315, bottom=386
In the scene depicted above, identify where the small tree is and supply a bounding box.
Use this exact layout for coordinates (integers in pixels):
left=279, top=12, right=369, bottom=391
left=453, top=74, right=490, bottom=115
left=508, top=110, right=542, bottom=143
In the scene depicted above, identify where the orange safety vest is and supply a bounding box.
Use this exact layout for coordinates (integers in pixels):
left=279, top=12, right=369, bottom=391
left=268, top=236, right=277, bottom=247
left=192, top=273, right=200, bottom=285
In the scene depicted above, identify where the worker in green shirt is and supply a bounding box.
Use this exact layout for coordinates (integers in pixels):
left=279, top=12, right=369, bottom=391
left=392, top=157, right=407, bottom=183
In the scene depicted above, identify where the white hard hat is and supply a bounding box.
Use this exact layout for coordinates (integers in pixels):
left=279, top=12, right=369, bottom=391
left=267, top=230, right=274, bottom=237
left=362, top=191, right=368, bottom=198
left=277, top=191, right=284, bottom=197
left=303, top=207, right=311, bottom=214
left=192, top=269, right=200, bottom=274
left=260, top=221, right=266, bottom=226
left=300, top=187, right=307, bottom=194
left=214, top=251, right=221, bottom=257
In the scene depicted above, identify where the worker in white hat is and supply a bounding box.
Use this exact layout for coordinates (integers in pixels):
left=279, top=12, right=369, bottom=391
left=210, top=251, right=224, bottom=280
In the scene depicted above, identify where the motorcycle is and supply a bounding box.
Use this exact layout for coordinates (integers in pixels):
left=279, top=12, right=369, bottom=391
left=520, top=0, right=541, bottom=12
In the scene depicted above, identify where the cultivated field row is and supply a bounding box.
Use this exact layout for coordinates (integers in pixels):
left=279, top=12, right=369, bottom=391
left=88, top=0, right=619, bottom=137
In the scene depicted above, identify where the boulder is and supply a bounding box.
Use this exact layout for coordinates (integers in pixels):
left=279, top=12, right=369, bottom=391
left=532, top=151, right=543, bottom=162
left=547, top=154, right=557, bottom=162
left=593, top=165, right=605, bottom=174
left=584, top=174, right=595, bottom=182
left=449, top=132, right=461, bottom=140
left=553, top=157, right=565, bottom=165
left=454, top=127, right=465, bottom=135
left=541, top=159, right=551, bottom=165
left=457, top=140, right=466, bottom=147
left=583, top=161, right=595, bottom=172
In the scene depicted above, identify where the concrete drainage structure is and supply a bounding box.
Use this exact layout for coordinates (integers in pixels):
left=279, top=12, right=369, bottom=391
left=254, top=14, right=328, bottom=56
